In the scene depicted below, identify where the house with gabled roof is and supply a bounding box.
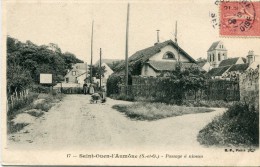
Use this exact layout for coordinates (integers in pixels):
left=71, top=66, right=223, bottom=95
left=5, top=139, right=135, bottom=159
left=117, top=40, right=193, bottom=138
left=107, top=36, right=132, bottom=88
left=64, top=63, right=88, bottom=84
left=114, top=40, right=201, bottom=77
left=94, top=59, right=123, bottom=70
left=218, top=57, right=246, bottom=67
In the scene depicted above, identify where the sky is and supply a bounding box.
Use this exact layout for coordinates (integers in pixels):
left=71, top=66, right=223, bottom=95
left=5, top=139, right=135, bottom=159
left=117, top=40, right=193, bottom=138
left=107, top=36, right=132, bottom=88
left=5, top=0, right=260, bottom=64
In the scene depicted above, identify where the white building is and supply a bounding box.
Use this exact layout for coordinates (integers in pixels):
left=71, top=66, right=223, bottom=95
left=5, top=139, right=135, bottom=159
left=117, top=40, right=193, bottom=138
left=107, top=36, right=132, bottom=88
left=207, top=41, right=228, bottom=68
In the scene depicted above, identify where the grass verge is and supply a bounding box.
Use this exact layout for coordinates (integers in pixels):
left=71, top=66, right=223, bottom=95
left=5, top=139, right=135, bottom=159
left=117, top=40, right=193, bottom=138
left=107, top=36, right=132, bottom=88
left=197, top=103, right=259, bottom=147
left=112, top=102, right=214, bottom=121
left=7, top=92, right=65, bottom=134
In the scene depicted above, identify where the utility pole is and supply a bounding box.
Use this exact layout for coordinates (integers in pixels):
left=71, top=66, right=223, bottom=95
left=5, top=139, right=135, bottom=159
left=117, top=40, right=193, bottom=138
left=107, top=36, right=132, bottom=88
left=90, top=20, right=94, bottom=84
left=99, top=48, right=102, bottom=89
left=125, top=3, right=130, bottom=95
left=174, top=21, right=180, bottom=63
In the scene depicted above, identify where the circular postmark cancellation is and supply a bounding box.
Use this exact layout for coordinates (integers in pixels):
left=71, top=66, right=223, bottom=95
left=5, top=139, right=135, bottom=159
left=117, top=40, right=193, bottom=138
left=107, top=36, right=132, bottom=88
left=220, top=0, right=260, bottom=37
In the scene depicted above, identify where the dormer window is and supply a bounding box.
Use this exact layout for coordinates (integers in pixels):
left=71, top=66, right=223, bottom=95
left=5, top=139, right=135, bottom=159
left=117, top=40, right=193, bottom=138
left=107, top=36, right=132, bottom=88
left=163, top=52, right=176, bottom=59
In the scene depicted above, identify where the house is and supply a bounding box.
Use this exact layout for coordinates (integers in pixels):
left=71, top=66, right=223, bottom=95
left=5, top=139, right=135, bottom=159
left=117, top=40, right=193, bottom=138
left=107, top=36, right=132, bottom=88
left=93, top=62, right=114, bottom=86
left=114, top=40, right=200, bottom=77
left=64, top=63, right=88, bottom=85
left=218, top=57, right=246, bottom=67
left=207, top=66, right=231, bottom=79
left=94, top=59, right=123, bottom=70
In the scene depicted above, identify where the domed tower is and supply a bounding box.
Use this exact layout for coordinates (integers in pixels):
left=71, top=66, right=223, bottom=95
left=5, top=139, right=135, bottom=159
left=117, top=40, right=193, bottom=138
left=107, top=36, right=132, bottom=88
left=207, top=41, right=227, bottom=68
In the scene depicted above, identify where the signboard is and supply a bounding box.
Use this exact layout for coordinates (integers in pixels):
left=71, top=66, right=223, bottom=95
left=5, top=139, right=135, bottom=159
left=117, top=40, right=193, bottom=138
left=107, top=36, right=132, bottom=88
left=40, top=73, right=52, bottom=84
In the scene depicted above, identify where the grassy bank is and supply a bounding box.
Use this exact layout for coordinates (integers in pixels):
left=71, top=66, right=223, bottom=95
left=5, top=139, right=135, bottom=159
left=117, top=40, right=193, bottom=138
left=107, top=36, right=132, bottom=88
left=197, top=103, right=259, bottom=147
left=8, top=92, right=65, bottom=133
left=109, top=94, right=234, bottom=108
left=112, top=102, right=214, bottom=121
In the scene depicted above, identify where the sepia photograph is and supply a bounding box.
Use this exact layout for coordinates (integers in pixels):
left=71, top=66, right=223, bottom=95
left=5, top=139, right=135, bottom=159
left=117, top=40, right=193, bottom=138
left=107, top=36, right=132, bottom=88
left=1, top=0, right=260, bottom=166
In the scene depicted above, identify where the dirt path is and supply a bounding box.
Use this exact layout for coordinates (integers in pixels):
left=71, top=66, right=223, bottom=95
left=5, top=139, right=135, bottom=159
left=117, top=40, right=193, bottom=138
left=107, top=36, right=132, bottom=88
left=7, top=94, right=225, bottom=151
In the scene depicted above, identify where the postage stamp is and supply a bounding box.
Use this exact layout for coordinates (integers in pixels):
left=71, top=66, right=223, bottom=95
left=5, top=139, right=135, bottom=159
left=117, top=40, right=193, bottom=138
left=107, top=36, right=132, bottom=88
left=220, top=1, right=260, bottom=37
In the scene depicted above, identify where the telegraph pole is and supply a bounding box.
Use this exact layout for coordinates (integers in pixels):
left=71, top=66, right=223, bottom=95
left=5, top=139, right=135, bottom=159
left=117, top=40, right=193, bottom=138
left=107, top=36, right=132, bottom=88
left=175, top=21, right=180, bottom=63
left=90, top=20, right=94, bottom=84
left=125, top=3, right=130, bottom=95
left=99, top=48, right=102, bottom=89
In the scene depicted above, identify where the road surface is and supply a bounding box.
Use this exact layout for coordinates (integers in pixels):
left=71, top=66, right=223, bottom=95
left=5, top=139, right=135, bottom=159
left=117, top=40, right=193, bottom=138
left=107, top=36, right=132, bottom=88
left=7, top=94, right=225, bottom=151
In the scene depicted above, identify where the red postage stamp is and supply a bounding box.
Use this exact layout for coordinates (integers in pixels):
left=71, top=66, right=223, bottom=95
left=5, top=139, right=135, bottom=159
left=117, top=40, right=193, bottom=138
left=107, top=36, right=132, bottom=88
left=220, top=1, right=260, bottom=37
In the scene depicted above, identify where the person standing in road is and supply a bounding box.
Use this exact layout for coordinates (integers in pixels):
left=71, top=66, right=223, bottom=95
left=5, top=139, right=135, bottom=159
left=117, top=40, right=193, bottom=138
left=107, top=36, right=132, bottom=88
left=89, top=84, right=94, bottom=95
left=83, top=82, right=88, bottom=95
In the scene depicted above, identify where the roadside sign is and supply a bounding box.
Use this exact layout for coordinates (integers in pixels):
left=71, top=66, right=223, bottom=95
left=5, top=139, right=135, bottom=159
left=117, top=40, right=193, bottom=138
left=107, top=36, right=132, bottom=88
left=40, top=73, right=52, bottom=84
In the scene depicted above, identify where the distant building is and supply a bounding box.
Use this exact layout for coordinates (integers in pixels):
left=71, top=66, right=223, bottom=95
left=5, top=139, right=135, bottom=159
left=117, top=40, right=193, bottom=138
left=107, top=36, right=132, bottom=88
left=93, top=62, right=114, bottom=86
left=207, top=41, right=227, bottom=68
left=207, top=50, right=259, bottom=80
left=218, top=57, right=246, bottom=67
left=94, top=59, right=123, bottom=70
left=64, top=63, right=88, bottom=85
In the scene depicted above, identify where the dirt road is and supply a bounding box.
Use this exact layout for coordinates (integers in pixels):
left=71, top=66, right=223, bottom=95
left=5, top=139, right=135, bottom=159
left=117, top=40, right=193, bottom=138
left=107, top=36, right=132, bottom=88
left=7, top=94, right=225, bottom=151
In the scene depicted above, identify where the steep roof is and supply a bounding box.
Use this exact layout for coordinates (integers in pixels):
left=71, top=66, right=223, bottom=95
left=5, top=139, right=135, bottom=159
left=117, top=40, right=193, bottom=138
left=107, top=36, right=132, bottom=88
left=242, top=57, right=247, bottom=63
left=228, top=63, right=249, bottom=72
left=218, top=57, right=240, bottom=67
left=182, top=62, right=203, bottom=70
left=146, top=61, right=176, bottom=71
left=207, top=66, right=230, bottom=77
left=207, top=41, right=227, bottom=52
left=73, top=63, right=88, bottom=70
left=64, top=69, right=86, bottom=78
left=147, top=61, right=203, bottom=72
left=114, top=40, right=196, bottom=73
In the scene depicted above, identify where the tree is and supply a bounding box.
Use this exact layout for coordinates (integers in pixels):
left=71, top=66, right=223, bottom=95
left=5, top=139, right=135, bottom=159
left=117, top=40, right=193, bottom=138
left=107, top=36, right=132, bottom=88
left=169, top=65, right=206, bottom=104
left=6, top=36, right=84, bottom=95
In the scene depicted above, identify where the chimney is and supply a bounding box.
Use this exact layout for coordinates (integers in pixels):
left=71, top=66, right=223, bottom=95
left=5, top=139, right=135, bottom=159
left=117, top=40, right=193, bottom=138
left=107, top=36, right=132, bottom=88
left=247, top=50, right=255, bottom=64
left=154, top=30, right=160, bottom=45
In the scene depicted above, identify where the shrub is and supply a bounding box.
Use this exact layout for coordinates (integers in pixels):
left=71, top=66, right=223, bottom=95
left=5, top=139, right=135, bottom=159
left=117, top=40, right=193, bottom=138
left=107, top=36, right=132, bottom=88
left=197, top=102, right=259, bottom=147
left=107, top=74, right=123, bottom=96
left=34, top=103, right=53, bottom=112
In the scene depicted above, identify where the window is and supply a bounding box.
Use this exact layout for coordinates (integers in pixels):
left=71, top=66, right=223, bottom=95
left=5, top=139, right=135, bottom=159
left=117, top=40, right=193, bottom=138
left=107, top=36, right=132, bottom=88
left=213, top=54, right=215, bottom=61
left=66, top=78, right=69, bottom=83
left=72, top=71, right=76, bottom=76
left=209, top=54, right=211, bottom=62
left=218, top=53, right=221, bottom=61
left=163, top=52, right=175, bottom=59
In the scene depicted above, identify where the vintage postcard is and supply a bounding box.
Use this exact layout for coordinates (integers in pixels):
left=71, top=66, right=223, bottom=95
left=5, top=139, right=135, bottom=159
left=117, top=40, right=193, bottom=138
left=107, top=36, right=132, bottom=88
left=1, top=0, right=260, bottom=166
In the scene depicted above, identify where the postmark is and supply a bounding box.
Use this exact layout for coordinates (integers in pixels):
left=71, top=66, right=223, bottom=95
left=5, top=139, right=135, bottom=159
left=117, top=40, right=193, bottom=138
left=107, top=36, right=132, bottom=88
left=220, top=1, right=260, bottom=37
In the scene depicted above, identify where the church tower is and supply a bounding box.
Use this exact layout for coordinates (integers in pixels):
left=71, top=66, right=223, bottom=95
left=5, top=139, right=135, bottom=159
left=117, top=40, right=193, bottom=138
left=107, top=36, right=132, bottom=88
left=207, top=41, right=227, bottom=68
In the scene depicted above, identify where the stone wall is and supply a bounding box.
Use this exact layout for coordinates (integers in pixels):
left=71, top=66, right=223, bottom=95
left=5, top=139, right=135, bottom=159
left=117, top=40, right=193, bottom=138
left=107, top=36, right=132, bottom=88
left=239, top=67, right=259, bottom=111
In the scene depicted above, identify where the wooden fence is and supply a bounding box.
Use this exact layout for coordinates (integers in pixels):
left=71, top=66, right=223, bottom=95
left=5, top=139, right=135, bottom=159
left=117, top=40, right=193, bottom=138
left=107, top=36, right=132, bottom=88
left=7, top=89, right=30, bottom=111
left=117, top=76, right=240, bottom=102
left=54, top=87, right=83, bottom=94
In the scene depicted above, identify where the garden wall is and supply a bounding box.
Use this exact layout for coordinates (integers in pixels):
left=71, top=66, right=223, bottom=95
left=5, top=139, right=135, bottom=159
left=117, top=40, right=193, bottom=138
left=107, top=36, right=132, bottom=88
left=239, top=67, right=259, bottom=110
